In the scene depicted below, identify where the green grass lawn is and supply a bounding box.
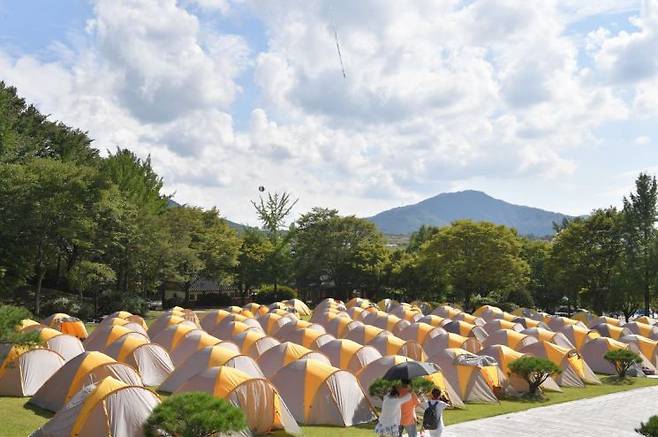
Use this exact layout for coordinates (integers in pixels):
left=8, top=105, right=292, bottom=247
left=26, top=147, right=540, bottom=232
left=6, top=376, right=657, bottom=437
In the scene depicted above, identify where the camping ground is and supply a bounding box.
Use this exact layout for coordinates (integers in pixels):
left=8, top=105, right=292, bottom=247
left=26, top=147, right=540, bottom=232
left=4, top=371, right=658, bottom=436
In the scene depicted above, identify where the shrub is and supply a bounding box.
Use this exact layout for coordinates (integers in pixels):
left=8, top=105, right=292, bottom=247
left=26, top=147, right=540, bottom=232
left=604, top=349, right=642, bottom=378
left=42, top=296, right=81, bottom=317
left=0, top=305, right=41, bottom=347
left=196, top=293, right=233, bottom=308
left=369, top=377, right=438, bottom=400
left=636, top=415, right=658, bottom=436
left=144, top=392, right=246, bottom=437
left=253, top=284, right=297, bottom=304
left=509, top=356, right=561, bottom=396
left=98, top=292, right=149, bottom=316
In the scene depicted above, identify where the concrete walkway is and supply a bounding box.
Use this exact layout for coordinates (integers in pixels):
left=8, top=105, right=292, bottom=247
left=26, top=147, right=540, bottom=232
left=443, top=386, right=658, bottom=437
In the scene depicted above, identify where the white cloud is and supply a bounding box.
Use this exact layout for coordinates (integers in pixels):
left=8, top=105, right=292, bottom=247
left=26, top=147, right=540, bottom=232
left=1, top=0, right=656, bottom=223
left=635, top=135, right=651, bottom=145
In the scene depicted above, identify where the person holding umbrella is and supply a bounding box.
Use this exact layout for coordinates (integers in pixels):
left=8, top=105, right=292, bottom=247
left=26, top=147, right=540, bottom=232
left=381, top=362, right=439, bottom=437
left=375, top=383, right=411, bottom=437
left=399, top=380, right=420, bottom=437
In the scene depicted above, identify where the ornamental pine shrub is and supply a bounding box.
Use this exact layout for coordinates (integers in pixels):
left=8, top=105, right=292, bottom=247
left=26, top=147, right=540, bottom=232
left=509, top=356, right=561, bottom=396
left=604, top=349, right=642, bottom=378
left=636, top=415, right=658, bottom=436
left=143, top=392, right=246, bottom=437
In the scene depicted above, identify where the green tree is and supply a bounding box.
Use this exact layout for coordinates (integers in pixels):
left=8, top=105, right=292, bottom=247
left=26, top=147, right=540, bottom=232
left=509, top=356, right=561, bottom=396
left=636, top=415, right=658, bottom=437
left=622, top=173, right=658, bottom=314
left=521, top=238, right=553, bottom=309
left=235, top=228, right=273, bottom=304
left=251, top=191, right=298, bottom=292
left=0, top=159, right=100, bottom=313
left=0, top=305, right=41, bottom=346
left=143, top=392, right=246, bottom=437
left=419, top=220, right=529, bottom=310
left=163, top=207, right=240, bottom=305
left=604, top=349, right=642, bottom=378
left=407, top=224, right=440, bottom=253
left=293, top=208, right=388, bottom=300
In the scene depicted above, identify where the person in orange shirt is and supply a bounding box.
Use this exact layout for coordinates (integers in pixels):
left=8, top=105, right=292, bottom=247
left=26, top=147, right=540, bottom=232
left=398, top=381, right=420, bottom=437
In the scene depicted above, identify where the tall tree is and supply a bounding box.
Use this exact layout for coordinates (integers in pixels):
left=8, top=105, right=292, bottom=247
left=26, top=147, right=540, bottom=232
left=234, top=228, right=273, bottom=304
left=251, top=191, right=298, bottom=291
left=622, top=173, right=658, bottom=313
left=163, top=207, right=240, bottom=305
left=419, top=220, right=529, bottom=310
left=0, top=159, right=100, bottom=313
left=293, top=208, right=388, bottom=300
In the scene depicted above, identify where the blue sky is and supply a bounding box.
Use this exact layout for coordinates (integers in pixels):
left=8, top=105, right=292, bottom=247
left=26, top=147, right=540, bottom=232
left=0, top=0, right=656, bottom=225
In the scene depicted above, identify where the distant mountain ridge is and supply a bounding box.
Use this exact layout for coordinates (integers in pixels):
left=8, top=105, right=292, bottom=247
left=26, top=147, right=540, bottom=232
left=368, top=190, right=570, bottom=236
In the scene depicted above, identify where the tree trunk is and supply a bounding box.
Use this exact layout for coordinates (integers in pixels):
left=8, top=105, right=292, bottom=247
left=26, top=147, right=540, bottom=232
left=644, top=283, right=650, bottom=315
left=34, top=266, right=45, bottom=316
left=184, top=282, right=191, bottom=307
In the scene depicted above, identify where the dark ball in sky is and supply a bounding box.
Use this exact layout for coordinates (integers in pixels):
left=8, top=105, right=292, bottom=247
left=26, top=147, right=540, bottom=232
left=258, top=186, right=265, bottom=192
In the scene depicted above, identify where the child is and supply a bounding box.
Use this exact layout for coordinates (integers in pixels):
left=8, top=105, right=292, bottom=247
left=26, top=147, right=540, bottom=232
left=423, top=388, right=451, bottom=437
left=375, top=386, right=412, bottom=437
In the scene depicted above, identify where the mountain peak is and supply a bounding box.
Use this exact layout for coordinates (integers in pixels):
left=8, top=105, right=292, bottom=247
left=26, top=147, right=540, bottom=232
left=368, top=191, right=568, bottom=236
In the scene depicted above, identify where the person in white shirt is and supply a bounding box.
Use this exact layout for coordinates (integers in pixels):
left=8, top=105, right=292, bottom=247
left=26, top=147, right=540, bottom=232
left=375, top=386, right=412, bottom=437
left=423, top=388, right=451, bottom=437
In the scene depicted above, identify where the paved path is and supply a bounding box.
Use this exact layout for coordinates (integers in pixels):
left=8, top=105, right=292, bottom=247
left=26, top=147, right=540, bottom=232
left=443, top=386, right=658, bottom=437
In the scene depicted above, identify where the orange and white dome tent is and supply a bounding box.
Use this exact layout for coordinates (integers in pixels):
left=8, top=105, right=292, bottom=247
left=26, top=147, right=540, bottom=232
left=521, top=327, right=576, bottom=349
left=318, top=339, right=382, bottom=373
left=417, top=315, right=451, bottom=329
left=103, top=334, right=174, bottom=386
left=270, top=359, right=376, bottom=426
left=0, top=344, right=64, bottom=396
left=478, top=345, right=561, bottom=393
left=590, top=323, right=632, bottom=340
left=428, top=348, right=501, bottom=403
left=232, top=330, right=280, bottom=359
left=588, top=315, right=622, bottom=328
left=259, top=312, right=296, bottom=335
left=558, top=324, right=601, bottom=351
left=520, top=341, right=600, bottom=387
left=30, top=351, right=143, bottom=412
left=147, top=314, right=190, bottom=338
left=200, top=309, right=233, bottom=332
left=283, top=298, right=312, bottom=316
left=452, top=312, right=486, bottom=326
left=444, top=320, right=489, bottom=342
left=620, top=334, right=658, bottom=367
left=42, top=313, right=88, bottom=339
left=546, top=316, right=586, bottom=332
left=481, top=319, right=524, bottom=335
left=31, top=376, right=159, bottom=437
left=275, top=320, right=326, bottom=339
left=481, top=329, right=538, bottom=351
left=580, top=337, right=649, bottom=375
left=322, top=316, right=363, bottom=338
left=84, top=324, right=149, bottom=352
left=343, top=324, right=389, bottom=345
left=398, top=322, right=447, bottom=345
left=159, top=344, right=264, bottom=392
left=624, top=321, right=658, bottom=340
left=26, top=326, right=84, bottom=362
left=277, top=327, right=335, bottom=350
left=257, top=342, right=331, bottom=378
left=105, top=311, right=148, bottom=331
left=432, top=305, right=462, bottom=319
left=151, top=323, right=200, bottom=352
left=367, top=334, right=426, bottom=361
left=211, top=320, right=263, bottom=340
left=361, top=312, right=410, bottom=336
left=97, top=317, right=149, bottom=337
left=424, top=332, right=481, bottom=355
left=168, top=330, right=234, bottom=366
left=175, top=366, right=301, bottom=435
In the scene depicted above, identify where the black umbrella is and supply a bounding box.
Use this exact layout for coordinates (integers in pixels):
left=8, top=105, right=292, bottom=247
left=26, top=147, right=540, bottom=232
left=383, top=361, right=439, bottom=381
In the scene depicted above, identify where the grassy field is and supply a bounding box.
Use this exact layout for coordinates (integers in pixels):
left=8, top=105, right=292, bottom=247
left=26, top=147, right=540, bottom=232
left=6, top=376, right=658, bottom=436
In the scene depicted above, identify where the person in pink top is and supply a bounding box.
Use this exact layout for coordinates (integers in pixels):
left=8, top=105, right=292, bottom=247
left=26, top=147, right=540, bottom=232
left=398, top=382, right=420, bottom=437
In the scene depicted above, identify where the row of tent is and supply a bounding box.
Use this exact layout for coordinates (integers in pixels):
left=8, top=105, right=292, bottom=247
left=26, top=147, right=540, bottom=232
left=4, top=299, right=658, bottom=436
